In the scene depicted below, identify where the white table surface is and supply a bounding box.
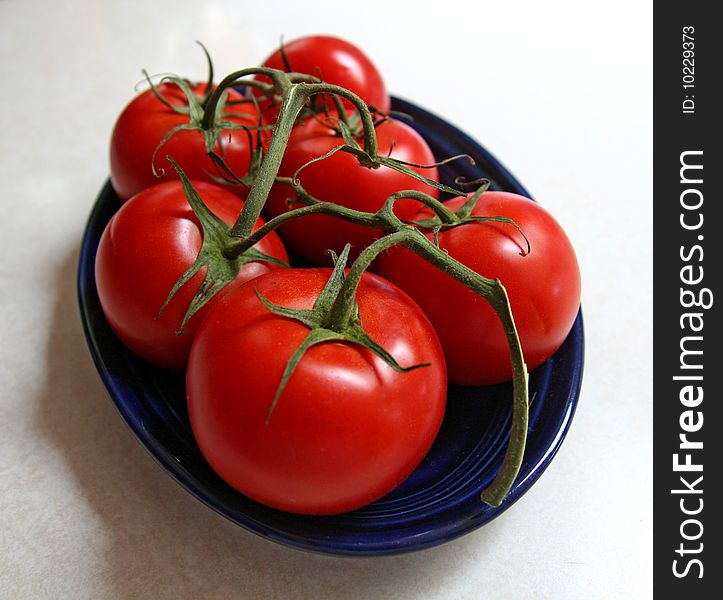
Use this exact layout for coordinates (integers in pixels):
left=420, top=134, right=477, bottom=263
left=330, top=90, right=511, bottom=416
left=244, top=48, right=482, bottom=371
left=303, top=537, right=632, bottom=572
left=0, top=0, right=652, bottom=598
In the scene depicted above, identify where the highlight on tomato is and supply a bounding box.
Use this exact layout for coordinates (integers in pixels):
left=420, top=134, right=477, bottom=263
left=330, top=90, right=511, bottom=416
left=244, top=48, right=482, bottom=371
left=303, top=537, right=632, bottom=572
left=95, top=180, right=288, bottom=370
left=375, top=191, right=581, bottom=386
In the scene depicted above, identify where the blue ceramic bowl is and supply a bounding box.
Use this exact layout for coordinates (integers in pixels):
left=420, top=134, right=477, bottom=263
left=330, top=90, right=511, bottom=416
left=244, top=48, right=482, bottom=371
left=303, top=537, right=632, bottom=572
left=78, top=97, right=584, bottom=556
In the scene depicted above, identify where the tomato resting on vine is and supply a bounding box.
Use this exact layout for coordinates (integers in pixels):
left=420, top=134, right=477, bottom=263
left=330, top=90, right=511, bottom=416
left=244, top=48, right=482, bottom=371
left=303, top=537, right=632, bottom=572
left=253, top=35, right=390, bottom=120
left=264, top=113, right=440, bottom=265
left=375, top=191, right=581, bottom=386
left=186, top=257, right=447, bottom=515
left=95, top=180, right=288, bottom=370
left=110, top=80, right=265, bottom=202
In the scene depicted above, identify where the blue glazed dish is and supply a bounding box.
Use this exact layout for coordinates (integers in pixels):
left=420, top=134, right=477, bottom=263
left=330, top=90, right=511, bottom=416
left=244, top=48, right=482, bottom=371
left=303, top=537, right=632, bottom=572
left=78, top=97, right=584, bottom=556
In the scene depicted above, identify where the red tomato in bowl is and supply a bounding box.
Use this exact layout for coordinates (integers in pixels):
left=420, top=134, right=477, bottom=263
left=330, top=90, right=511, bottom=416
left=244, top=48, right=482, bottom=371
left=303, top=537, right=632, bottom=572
left=265, top=114, right=439, bottom=265
left=375, top=192, right=581, bottom=386
left=95, top=181, right=288, bottom=370
left=110, top=83, right=264, bottom=202
left=186, top=268, right=446, bottom=514
left=254, top=35, right=390, bottom=119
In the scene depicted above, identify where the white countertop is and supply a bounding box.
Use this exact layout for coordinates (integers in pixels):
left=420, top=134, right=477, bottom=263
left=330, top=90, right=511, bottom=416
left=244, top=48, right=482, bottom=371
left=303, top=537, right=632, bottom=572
left=0, top=0, right=652, bottom=598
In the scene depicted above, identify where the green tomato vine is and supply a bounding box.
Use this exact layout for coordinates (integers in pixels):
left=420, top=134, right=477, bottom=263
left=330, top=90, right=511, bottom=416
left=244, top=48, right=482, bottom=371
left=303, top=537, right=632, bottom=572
left=161, top=65, right=531, bottom=508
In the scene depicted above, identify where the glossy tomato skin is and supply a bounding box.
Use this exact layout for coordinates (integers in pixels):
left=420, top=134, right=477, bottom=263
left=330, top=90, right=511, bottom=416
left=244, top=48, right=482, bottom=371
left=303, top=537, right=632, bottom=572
left=265, top=115, right=439, bottom=265
left=375, top=192, right=581, bottom=386
left=95, top=181, right=288, bottom=370
left=110, top=83, right=263, bottom=202
left=187, top=269, right=447, bottom=515
left=256, top=35, right=390, bottom=118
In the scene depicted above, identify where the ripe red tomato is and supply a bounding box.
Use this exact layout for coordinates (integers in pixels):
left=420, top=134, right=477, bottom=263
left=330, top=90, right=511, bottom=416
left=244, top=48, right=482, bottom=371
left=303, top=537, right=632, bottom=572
left=255, top=35, right=390, bottom=118
left=110, top=82, right=263, bottom=202
left=265, top=115, right=439, bottom=265
left=95, top=181, right=288, bottom=370
left=186, top=268, right=447, bottom=514
left=375, top=192, right=581, bottom=386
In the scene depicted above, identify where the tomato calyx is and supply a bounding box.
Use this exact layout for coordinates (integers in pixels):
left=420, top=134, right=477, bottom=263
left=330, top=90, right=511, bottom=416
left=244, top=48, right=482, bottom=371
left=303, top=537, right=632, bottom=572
left=139, top=42, right=215, bottom=116
left=159, top=158, right=288, bottom=333
left=410, top=184, right=531, bottom=252
left=142, top=43, right=271, bottom=191
left=256, top=244, right=429, bottom=423
left=146, top=74, right=267, bottom=191
left=308, top=106, right=392, bottom=140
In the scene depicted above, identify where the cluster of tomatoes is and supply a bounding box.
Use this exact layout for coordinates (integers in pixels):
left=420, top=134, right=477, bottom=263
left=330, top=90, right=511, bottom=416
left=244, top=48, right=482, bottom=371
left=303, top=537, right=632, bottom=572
left=95, top=36, right=581, bottom=515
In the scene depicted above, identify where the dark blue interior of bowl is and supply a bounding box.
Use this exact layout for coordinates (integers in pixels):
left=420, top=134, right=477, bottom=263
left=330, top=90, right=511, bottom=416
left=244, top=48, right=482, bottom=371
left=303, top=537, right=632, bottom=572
left=77, top=97, right=584, bottom=556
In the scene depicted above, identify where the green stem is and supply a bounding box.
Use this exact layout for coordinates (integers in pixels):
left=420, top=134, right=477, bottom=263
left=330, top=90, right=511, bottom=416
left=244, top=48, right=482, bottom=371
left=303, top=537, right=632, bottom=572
left=226, top=182, right=460, bottom=260
left=303, top=207, right=529, bottom=506
left=380, top=191, right=459, bottom=225
left=323, top=219, right=530, bottom=506
left=323, top=230, right=413, bottom=329
left=276, top=178, right=459, bottom=226
left=237, top=78, right=275, bottom=94
left=230, top=85, right=311, bottom=238
left=225, top=201, right=382, bottom=259
left=328, top=93, right=352, bottom=130
left=298, top=83, right=378, bottom=156
left=196, top=41, right=214, bottom=108
left=229, top=82, right=382, bottom=239
left=401, top=235, right=529, bottom=507
left=200, top=67, right=294, bottom=130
